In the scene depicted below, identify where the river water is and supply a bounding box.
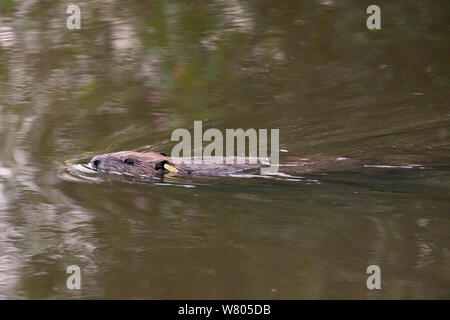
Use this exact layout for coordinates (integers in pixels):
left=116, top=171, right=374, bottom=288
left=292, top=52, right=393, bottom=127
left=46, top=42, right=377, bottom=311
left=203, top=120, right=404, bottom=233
left=0, top=0, right=449, bottom=299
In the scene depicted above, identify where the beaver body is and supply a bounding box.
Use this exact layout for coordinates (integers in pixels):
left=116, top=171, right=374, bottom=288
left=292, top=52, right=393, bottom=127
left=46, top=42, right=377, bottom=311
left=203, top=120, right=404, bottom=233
left=88, top=151, right=449, bottom=177
left=89, top=151, right=262, bottom=176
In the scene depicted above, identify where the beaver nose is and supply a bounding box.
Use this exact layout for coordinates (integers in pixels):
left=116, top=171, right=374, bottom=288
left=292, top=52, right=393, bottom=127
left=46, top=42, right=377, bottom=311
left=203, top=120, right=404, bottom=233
left=89, top=156, right=101, bottom=169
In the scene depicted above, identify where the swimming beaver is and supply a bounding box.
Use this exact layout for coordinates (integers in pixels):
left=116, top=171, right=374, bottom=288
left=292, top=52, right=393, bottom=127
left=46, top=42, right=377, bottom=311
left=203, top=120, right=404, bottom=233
left=88, top=151, right=448, bottom=176
left=89, top=151, right=262, bottom=176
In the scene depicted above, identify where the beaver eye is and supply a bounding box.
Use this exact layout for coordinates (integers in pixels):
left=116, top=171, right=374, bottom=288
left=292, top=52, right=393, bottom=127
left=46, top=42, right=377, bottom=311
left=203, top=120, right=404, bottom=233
left=123, top=158, right=134, bottom=165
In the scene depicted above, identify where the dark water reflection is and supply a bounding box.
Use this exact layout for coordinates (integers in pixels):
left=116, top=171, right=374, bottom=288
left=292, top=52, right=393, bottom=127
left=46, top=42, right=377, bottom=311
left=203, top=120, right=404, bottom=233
left=0, top=0, right=449, bottom=299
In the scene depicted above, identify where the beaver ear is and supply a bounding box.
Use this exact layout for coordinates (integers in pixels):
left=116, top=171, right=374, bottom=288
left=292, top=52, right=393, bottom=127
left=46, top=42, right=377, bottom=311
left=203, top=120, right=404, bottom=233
left=155, top=160, right=169, bottom=171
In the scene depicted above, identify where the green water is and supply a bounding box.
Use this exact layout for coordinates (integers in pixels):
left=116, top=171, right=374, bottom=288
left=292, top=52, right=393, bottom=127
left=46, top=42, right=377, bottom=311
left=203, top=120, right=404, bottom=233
left=0, top=0, right=449, bottom=299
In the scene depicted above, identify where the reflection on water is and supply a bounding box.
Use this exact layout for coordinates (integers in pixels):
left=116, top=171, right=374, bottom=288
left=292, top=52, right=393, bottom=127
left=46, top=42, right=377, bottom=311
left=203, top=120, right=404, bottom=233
left=0, top=0, right=449, bottom=299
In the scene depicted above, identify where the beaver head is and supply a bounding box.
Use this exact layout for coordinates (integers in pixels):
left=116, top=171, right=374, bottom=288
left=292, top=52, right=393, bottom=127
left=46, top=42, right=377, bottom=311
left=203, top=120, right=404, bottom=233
left=89, top=151, right=172, bottom=176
